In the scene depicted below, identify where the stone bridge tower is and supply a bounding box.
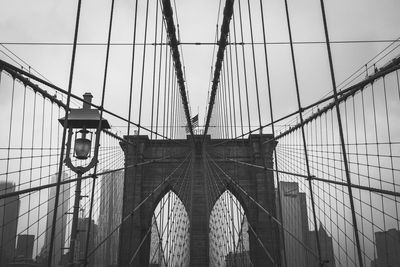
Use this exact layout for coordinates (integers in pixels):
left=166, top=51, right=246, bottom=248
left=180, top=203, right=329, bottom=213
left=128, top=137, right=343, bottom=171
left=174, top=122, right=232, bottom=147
left=118, top=134, right=281, bottom=267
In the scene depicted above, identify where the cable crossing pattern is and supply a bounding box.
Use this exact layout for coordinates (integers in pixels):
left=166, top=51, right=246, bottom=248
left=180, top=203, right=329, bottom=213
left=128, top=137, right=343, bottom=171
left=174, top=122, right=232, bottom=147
left=1, top=0, right=400, bottom=267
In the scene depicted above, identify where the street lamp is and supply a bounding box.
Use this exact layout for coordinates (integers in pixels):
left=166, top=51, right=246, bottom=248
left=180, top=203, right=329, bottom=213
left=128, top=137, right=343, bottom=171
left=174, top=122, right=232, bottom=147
left=73, top=129, right=92, bottom=160
left=58, top=92, right=110, bottom=266
left=59, top=93, right=110, bottom=173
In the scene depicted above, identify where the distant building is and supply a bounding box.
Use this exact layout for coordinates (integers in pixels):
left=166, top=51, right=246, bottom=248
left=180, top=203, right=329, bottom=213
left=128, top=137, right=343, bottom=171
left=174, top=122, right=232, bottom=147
left=75, top=218, right=98, bottom=267
left=10, top=234, right=39, bottom=267
left=277, top=182, right=309, bottom=267
left=308, top=224, right=335, bottom=267
left=96, top=170, right=123, bottom=267
left=15, top=234, right=35, bottom=261
left=372, top=228, right=400, bottom=267
left=209, top=195, right=249, bottom=267
left=0, top=182, right=20, bottom=266
left=40, top=172, right=70, bottom=266
left=277, top=182, right=335, bottom=267
left=225, top=251, right=251, bottom=267
left=237, top=216, right=250, bottom=251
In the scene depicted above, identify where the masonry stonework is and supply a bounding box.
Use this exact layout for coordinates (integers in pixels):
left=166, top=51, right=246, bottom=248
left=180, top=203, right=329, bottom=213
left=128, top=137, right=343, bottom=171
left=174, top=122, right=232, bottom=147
left=118, top=134, right=281, bottom=267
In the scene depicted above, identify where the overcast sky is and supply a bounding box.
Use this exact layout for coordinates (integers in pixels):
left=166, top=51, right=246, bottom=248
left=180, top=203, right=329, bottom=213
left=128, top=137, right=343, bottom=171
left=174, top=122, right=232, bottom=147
left=1, top=0, right=399, bottom=131
left=0, top=1, right=399, bottom=264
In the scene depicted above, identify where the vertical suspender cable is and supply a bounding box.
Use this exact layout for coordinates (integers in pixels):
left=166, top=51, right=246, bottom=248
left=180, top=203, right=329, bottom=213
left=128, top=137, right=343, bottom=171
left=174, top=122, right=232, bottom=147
left=224, top=54, right=234, bottom=138
left=282, top=0, right=323, bottom=265
left=318, top=1, right=364, bottom=266
left=47, top=1, right=82, bottom=266
left=161, top=0, right=194, bottom=138
left=231, top=16, right=245, bottom=138
left=127, top=0, right=139, bottom=136
left=137, top=0, right=150, bottom=135
left=169, top=71, right=176, bottom=138
left=83, top=0, right=116, bottom=265
left=258, top=0, right=288, bottom=265
left=163, top=53, right=171, bottom=138
left=227, top=38, right=237, bottom=138
left=35, top=99, right=46, bottom=260
left=246, top=0, right=262, bottom=133
left=1, top=78, right=16, bottom=262
left=203, top=0, right=235, bottom=139
left=155, top=25, right=165, bottom=139
left=150, top=0, right=159, bottom=139
left=237, top=0, right=251, bottom=133
left=165, top=56, right=172, bottom=138
left=221, top=63, right=228, bottom=138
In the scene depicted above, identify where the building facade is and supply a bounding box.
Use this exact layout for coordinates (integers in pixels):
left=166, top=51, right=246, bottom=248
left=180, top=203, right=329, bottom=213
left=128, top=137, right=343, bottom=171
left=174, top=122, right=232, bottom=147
left=40, top=172, right=70, bottom=266
left=119, top=134, right=281, bottom=266
left=76, top=218, right=98, bottom=267
left=307, top=224, right=336, bottom=267
left=372, top=228, right=400, bottom=267
left=0, top=182, right=20, bottom=267
left=277, top=182, right=309, bottom=267
left=96, top=170, right=123, bottom=267
left=277, top=181, right=336, bottom=267
left=15, top=234, right=35, bottom=261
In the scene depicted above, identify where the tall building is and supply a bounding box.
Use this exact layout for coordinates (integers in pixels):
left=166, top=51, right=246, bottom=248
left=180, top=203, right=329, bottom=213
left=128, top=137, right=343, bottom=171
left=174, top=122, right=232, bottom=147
left=236, top=216, right=250, bottom=253
left=15, top=234, right=35, bottom=261
left=0, top=182, right=20, bottom=267
left=372, top=228, right=400, bottom=267
left=40, top=172, right=70, bottom=266
left=96, top=170, right=123, bottom=267
left=307, top=224, right=336, bottom=267
left=277, top=182, right=309, bottom=267
left=75, top=218, right=98, bottom=267
left=277, top=182, right=335, bottom=267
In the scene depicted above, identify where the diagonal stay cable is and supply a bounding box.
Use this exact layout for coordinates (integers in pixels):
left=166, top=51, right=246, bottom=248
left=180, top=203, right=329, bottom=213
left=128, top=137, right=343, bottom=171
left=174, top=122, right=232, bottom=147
left=204, top=157, right=236, bottom=258
left=91, top=155, right=191, bottom=260
left=46, top=1, right=82, bottom=265
left=209, top=149, right=400, bottom=198
left=205, top=153, right=275, bottom=265
left=209, top=54, right=400, bottom=147
left=128, top=154, right=192, bottom=264
left=207, top=152, right=320, bottom=262
left=0, top=59, right=182, bottom=143
left=205, top=152, right=321, bottom=260
left=204, top=157, right=257, bottom=266
left=0, top=148, right=191, bottom=200
left=149, top=155, right=192, bottom=265
left=87, top=152, right=191, bottom=258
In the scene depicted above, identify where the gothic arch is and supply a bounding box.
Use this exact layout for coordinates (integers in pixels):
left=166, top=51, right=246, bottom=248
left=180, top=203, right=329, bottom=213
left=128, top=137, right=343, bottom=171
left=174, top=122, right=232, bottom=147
left=118, top=134, right=281, bottom=266
left=149, top=190, right=190, bottom=266
left=209, top=190, right=251, bottom=267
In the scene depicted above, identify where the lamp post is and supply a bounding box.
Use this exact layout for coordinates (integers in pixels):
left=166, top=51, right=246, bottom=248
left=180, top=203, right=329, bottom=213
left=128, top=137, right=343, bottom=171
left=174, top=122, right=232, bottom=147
left=59, top=93, right=110, bottom=266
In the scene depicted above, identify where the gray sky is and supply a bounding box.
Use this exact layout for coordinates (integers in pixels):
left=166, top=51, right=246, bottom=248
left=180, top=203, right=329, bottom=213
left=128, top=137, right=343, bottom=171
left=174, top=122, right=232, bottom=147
left=1, top=0, right=399, bottom=131
left=0, top=1, right=399, bottom=264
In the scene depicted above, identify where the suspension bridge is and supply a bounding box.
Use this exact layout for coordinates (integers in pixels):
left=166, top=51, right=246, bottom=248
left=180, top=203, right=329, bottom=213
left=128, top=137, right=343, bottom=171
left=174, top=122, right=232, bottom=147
left=0, top=0, right=399, bottom=266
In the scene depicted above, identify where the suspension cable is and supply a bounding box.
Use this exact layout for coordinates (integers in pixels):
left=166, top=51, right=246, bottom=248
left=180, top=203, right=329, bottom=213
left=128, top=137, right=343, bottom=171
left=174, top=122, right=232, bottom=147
left=161, top=0, right=194, bottom=137
left=203, top=0, right=235, bottom=138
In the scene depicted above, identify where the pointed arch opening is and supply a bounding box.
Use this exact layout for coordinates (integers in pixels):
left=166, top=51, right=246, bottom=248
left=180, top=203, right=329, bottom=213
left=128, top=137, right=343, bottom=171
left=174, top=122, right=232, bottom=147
left=209, top=190, right=250, bottom=267
left=149, top=190, right=190, bottom=266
